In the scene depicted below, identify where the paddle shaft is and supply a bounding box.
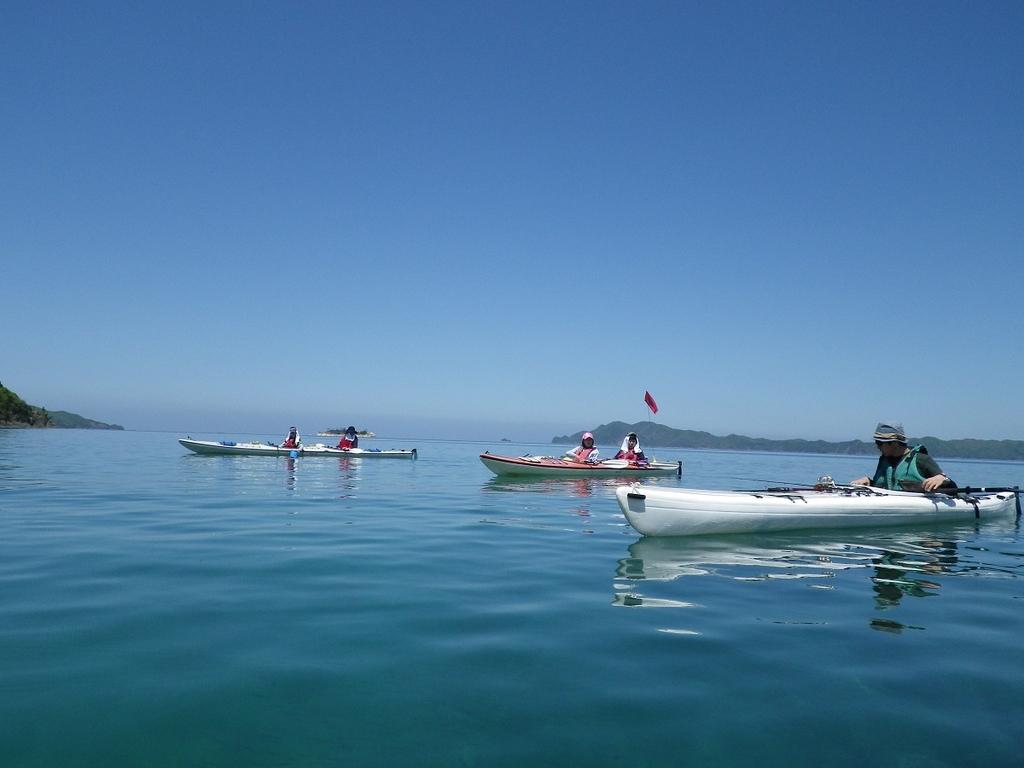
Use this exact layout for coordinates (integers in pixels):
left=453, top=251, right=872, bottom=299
left=879, top=484, right=1021, bottom=520
left=938, top=486, right=1021, bottom=518
left=934, top=486, right=1020, bottom=494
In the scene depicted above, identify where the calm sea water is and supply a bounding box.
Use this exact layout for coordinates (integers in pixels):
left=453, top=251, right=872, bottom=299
left=1, top=429, right=1022, bottom=767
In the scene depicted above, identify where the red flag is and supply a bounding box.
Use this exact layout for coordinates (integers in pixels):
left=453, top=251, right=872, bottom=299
left=644, top=391, right=659, bottom=415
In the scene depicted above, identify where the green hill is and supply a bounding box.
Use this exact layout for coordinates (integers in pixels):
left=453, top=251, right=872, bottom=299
left=0, top=381, right=48, bottom=426
left=553, top=421, right=1024, bottom=462
left=47, top=411, right=124, bottom=430
left=0, top=381, right=123, bottom=430
left=320, top=427, right=374, bottom=436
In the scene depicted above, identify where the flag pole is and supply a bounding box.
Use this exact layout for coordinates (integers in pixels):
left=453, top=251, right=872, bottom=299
left=643, top=390, right=659, bottom=442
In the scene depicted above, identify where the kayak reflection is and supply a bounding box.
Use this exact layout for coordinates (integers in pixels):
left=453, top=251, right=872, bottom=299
left=284, top=456, right=297, bottom=491
left=483, top=474, right=679, bottom=499
left=617, top=532, right=970, bottom=584
left=482, top=475, right=612, bottom=499
left=335, top=456, right=360, bottom=498
left=614, top=530, right=979, bottom=624
left=869, top=537, right=958, bottom=608
left=615, top=533, right=858, bottom=583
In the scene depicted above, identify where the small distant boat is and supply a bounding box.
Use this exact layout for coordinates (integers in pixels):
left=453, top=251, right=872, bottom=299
left=480, top=452, right=681, bottom=478
left=616, top=483, right=1020, bottom=537
left=179, top=438, right=416, bottom=458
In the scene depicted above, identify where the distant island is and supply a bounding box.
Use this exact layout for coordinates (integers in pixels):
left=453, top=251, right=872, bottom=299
left=0, top=381, right=123, bottom=430
left=318, top=428, right=375, bottom=437
left=553, top=421, right=1024, bottom=462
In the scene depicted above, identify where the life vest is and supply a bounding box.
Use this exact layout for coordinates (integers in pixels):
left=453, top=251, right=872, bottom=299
left=872, top=445, right=928, bottom=490
left=338, top=436, right=356, bottom=449
left=283, top=436, right=298, bottom=448
left=616, top=449, right=637, bottom=461
left=574, top=446, right=597, bottom=462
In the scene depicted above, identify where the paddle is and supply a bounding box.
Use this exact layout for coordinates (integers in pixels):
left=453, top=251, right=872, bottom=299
left=930, top=485, right=1020, bottom=495
left=936, top=486, right=1021, bottom=517
left=899, top=484, right=1022, bottom=518
left=898, top=482, right=1015, bottom=495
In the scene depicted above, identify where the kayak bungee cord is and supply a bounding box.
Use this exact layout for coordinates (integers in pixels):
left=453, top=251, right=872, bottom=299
left=721, top=476, right=1020, bottom=509
left=723, top=475, right=886, bottom=495
left=931, top=486, right=1022, bottom=520
left=723, top=475, right=823, bottom=488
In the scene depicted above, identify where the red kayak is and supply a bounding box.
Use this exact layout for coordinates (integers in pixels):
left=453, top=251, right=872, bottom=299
left=480, top=452, right=681, bottom=478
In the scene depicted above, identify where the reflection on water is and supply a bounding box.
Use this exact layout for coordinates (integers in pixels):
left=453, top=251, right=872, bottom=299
left=616, top=535, right=856, bottom=583
left=478, top=476, right=617, bottom=531
left=612, top=526, right=1021, bottom=633
left=869, top=539, right=956, bottom=608
left=870, top=617, right=925, bottom=634
left=482, top=473, right=681, bottom=497
left=283, top=456, right=365, bottom=498
left=182, top=452, right=362, bottom=500
left=481, top=474, right=685, bottom=528
left=284, top=456, right=364, bottom=497
left=483, top=476, right=596, bottom=522
left=335, top=457, right=359, bottom=498
left=483, top=476, right=612, bottom=498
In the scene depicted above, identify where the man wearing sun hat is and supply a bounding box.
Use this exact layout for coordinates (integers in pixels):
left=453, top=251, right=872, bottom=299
left=851, top=422, right=954, bottom=491
left=336, top=426, right=359, bottom=450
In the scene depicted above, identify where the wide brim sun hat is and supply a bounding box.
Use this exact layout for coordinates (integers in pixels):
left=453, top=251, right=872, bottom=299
left=873, top=422, right=906, bottom=443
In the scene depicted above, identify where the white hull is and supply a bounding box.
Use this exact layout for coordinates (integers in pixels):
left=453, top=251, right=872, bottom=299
left=616, top=484, right=1018, bottom=537
left=179, top=439, right=416, bottom=458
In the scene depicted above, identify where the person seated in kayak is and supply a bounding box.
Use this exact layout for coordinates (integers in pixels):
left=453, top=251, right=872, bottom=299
left=614, top=432, right=647, bottom=463
left=850, top=422, right=954, bottom=492
left=336, top=426, right=359, bottom=450
left=281, top=426, right=301, bottom=449
left=564, top=432, right=600, bottom=463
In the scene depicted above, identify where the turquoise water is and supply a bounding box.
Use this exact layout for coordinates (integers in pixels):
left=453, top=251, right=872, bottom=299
left=2, top=429, right=1022, bottom=767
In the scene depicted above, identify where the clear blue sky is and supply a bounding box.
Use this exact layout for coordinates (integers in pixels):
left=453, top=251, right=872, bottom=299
left=3, top=1, right=1022, bottom=441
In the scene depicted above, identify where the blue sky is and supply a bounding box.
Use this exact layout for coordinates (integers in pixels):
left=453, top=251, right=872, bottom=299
left=3, top=1, right=1022, bottom=441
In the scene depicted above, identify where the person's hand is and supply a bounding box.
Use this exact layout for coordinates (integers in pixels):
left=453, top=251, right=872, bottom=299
left=922, top=474, right=948, bottom=492
left=850, top=477, right=870, bottom=486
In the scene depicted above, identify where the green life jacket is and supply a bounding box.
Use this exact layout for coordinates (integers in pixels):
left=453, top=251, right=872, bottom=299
left=872, top=445, right=928, bottom=490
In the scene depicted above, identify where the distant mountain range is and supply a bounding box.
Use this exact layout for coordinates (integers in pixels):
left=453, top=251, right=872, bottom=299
left=553, top=421, right=1024, bottom=461
left=46, top=411, right=124, bottom=430
left=0, top=382, right=123, bottom=430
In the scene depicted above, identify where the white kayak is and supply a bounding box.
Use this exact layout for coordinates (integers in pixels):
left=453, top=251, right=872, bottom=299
left=616, top=483, right=1020, bottom=537
left=480, top=452, right=681, bottom=478
left=179, top=438, right=417, bottom=458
